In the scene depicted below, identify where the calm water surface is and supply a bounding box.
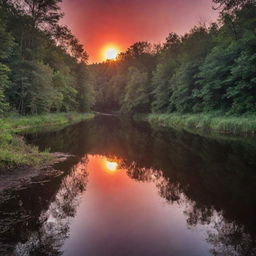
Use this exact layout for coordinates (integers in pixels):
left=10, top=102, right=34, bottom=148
left=1, top=115, right=256, bottom=256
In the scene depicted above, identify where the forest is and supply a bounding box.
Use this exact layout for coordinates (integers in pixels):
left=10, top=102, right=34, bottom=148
left=0, top=0, right=255, bottom=118
left=90, top=0, right=256, bottom=116
left=0, top=0, right=94, bottom=116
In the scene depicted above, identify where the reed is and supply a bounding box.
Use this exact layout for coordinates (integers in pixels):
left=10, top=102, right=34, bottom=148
left=137, top=113, right=256, bottom=136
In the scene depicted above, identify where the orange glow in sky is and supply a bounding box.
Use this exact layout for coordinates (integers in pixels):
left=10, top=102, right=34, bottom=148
left=62, top=0, right=218, bottom=63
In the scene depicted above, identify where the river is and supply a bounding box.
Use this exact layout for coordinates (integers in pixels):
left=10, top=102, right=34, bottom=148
left=1, top=115, right=256, bottom=256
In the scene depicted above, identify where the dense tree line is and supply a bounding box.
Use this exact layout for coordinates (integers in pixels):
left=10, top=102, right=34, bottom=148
left=0, top=0, right=94, bottom=115
left=1, top=0, right=255, bottom=116
left=90, top=0, right=256, bottom=115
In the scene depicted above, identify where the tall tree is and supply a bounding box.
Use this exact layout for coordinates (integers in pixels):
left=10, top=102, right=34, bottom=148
left=74, top=63, right=95, bottom=112
left=213, top=0, right=256, bottom=13
left=121, top=67, right=150, bottom=113
left=0, top=14, right=14, bottom=114
left=13, top=0, right=63, bottom=29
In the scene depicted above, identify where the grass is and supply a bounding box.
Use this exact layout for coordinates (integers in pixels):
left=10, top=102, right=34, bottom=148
left=136, top=113, right=256, bottom=136
left=0, top=112, right=94, bottom=169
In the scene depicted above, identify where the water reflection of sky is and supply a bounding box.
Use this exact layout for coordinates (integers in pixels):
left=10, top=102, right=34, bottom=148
left=12, top=150, right=256, bottom=256
left=15, top=155, right=218, bottom=256
left=12, top=116, right=256, bottom=256
left=62, top=155, right=213, bottom=256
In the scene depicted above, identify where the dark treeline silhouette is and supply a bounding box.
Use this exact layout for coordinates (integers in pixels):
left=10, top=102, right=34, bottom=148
left=90, top=0, right=256, bottom=115
left=0, top=0, right=94, bottom=115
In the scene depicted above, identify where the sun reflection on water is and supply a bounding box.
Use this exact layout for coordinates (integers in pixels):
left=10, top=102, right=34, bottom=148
left=105, top=160, right=118, bottom=172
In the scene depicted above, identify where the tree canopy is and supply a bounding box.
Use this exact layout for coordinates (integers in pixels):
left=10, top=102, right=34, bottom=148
left=0, top=0, right=94, bottom=115
left=1, top=0, right=255, bottom=116
left=89, top=1, right=256, bottom=115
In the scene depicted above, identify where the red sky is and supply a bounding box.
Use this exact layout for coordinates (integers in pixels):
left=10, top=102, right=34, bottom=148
left=61, top=0, right=219, bottom=63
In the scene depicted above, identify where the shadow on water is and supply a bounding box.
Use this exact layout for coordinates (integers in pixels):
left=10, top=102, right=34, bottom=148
left=1, top=115, right=256, bottom=255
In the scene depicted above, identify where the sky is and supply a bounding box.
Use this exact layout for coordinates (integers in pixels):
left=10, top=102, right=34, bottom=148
left=61, top=0, right=219, bottom=63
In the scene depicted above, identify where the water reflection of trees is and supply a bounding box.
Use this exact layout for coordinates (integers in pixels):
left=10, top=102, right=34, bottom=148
left=27, top=115, right=256, bottom=256
left=123, top=160, right=256, bottom=256
left=14, top=157, right=88, bottom=256
left=124, top=162, right=182, bottom=202
left=208, top=218, right=256, bottom=256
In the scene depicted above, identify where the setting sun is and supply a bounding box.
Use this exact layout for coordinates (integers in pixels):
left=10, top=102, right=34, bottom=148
left=104, top=47, right=119, bottom=60
left=105, top=160, right=118, bottom=172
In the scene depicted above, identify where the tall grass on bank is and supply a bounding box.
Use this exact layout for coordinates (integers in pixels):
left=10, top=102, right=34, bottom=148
left=137, top=113, right=256, bottom=136
left=0, top=112, right=94, bottom=169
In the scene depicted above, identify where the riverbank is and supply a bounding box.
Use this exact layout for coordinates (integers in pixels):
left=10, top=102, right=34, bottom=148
left=0, top=112, right=94, bottom=169
left=136, top=113, right=256, bottom=136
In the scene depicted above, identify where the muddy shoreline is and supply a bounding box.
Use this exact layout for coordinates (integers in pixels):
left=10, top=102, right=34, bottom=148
left=0, top=153, right=72, bottom=193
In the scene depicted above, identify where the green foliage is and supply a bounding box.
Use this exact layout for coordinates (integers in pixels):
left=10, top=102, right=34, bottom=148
left=1, top=0, right=255, bottom=135
left=11, top=0, right=63, bottom=29
left=74, top=63, right=95, bottom=112
left=198, top=28, right=256, bottom=114
left=89, top=1, right=256, bottom=118
left=212, top=0, right=256, bottom=14
left=11, top=61, right=57, bottom=114
left=90, top=42, right=157, bottom=112
left=0, top=64, right=11, bottom=114
left=0, top=18, right=14, bottom=59
left=0, top=15, right=14, bottom=114
left=227, top=46, right=256, bottom=114
left=5, top=112, right=94, bottom=132
left=151, top=59, right=176, bottom=113
left=0, top=0, right=95, bottom=167
left=0, top=135, right=51, bottom=169
left=0, top=112, right=94, bottom=168
left=121, top=67, right=150, bottom=113
left=142, top=113, right=256, bottom=135
left=0, top=0, right=94, bottom=116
